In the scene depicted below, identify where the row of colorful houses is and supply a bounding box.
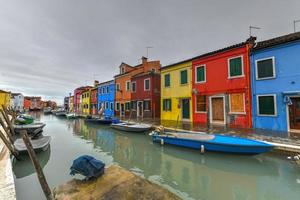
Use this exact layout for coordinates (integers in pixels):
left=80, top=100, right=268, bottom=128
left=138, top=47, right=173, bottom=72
left=66, top=31, right=300, bottom=134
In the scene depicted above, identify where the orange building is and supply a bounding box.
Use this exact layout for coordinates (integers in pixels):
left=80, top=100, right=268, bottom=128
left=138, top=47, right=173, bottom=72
left=114, top=57, right=160, bottom=117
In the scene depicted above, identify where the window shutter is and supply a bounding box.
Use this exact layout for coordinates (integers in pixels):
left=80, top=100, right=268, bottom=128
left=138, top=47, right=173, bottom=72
left=230, top=57, right=242, bottom=77
left=180, top=70, right=188, bottom=84
left=257, top=59, right=274, bottom=79
left=259, top=96, right=275, bottom=115
left=197, top=67, right=205, bottom=82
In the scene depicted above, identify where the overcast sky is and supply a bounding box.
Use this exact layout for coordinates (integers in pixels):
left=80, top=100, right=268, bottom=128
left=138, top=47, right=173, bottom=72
left=0, top=0, right=300, bottom=104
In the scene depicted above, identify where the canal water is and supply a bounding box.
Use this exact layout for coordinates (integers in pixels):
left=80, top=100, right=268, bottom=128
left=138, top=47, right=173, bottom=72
left=13, top=113, right=300, bottom=200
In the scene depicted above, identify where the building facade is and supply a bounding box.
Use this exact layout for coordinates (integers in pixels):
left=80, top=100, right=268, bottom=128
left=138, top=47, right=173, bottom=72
left=0, top=90, right=11, bottom=110
left=69, top=96, right=74, bottom=112
left=10, top=93, right=24, bottom=112
left=161, top=60, right=193, bottom=122
left=98, top=80, right=115, bottom=117
left=74, top=86, right=91, bottom=114
left=192, top=38, right=255, bottom=128
left=81, top=89, right=91, bottom=115
left=251, top=32, right=300, bottom=133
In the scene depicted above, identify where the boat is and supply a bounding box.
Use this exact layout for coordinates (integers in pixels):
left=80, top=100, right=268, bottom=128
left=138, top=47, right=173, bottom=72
left=43, top=107, right=52, bottom=114
left=150, top=130, right=274, bottom=155
left=14, top=136, right=51, bottom=153
left=111, top=122, right=152, bottom=132
left=55, top=110, right=67, bottom=116
left=85, top=117, right=113, bottom=125
left=14, top=122, right=46, bottom=134
left=66, top=113, right=79, bottom=119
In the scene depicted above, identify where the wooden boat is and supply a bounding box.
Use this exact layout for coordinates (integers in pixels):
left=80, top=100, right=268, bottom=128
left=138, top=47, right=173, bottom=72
left=14, top=136, right=51, bottom=153
left=85, top=118, right=112, bottom=125
left=66, top=113, right=79, bottom=119
left=14, top=122, right=46, bottom=134
left=111, top=122, right=152, bottom=133
left=150, top=131, right=274, bottom=155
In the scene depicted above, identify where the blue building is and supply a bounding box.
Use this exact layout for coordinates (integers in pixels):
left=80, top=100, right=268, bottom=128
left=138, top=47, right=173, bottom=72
left=251, top=32, right=300, bottom=133
left=97, top=80, right=115, bottom=117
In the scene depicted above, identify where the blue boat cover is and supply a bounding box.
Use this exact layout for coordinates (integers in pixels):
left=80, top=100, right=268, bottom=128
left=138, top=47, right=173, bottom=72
left=70, top=155, right=105, bottom=179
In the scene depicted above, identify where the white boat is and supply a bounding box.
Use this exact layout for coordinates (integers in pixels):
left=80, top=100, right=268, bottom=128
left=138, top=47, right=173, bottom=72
left=55, top=110, right=67, bottom=116
left=14, top=136, right=51, bottom=153
left=111, top=122, right=152, bottom=132
left=13, top=122, right=46, bottom=134
left=66, top=113, right=79, bottom=119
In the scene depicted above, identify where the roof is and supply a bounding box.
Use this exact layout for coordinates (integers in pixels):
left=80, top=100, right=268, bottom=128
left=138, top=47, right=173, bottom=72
left=131, top=71, right=160, bottom=79
left=0, top=89, right=10, bottom=93
left=254, top=31, right=300, bottom=50
left=98, top=79, right=114, bottom=86
left=161, top=37, right=256, bottom=71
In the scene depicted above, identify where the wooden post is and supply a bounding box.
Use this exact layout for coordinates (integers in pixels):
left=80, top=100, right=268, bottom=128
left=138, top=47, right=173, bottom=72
left=20, top=130, right=53, bottom=200
left=0, top=129, right=19, bottom=158
left=0, top=113, right=14, bottom=145
left=0, top=108, right=15, bottom=136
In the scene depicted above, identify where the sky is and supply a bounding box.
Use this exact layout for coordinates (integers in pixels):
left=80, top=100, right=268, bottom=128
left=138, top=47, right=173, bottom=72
left=0, top=0, right=300, bottom=104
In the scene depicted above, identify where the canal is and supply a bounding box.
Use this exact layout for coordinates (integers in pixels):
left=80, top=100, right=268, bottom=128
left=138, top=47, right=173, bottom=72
left=13, top=113, right=300, bottom=200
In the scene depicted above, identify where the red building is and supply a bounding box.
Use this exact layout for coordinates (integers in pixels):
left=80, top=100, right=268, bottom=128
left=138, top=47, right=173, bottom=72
left=23, top=97, right=31, bottom=111
left=192, top=37, right=255, bottom=128
left=131, top=70, right=161, bottom=119
left=90, top=82, right=98, bottom=115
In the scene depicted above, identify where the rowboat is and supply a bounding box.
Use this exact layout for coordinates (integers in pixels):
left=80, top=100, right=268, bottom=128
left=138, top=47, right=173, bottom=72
left=14, top=122, right=46, bottom=134
left=14, top=136, right=51, bottom=153
left=85, top=118, right=112, bottom=125
left=111, top=122, right=152, bottom=133
left=150, top=131, right=274, bottom=155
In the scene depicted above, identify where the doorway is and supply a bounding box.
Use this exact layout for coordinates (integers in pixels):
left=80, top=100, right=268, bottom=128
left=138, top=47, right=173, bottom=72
left=120, top=103, right=125, bottom=117
left=289, top=97, right=300, bottom=130
left=181, top=99, right=190, bottom=120
left=210, top=96, right=225, bottom=124
left=137, top=101, right=143, bottom=117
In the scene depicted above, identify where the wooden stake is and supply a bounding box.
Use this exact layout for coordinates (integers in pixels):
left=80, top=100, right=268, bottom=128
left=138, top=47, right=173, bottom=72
left=0, top=113, right=14, bottom=145
left=0, top=108, right=15, bottom=136
left=20, top=130, right=53, bottom=200
left=0, top=129, right=19, bottom=158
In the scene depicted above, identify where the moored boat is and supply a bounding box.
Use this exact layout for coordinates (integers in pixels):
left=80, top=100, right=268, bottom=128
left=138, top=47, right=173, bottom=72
left=111, top=122, right=152, bottom=133
left=85, top=117, right=113, bottom=125
left=66, top=113, right=79, bottom=119
left=55, top=110, right=67, bottom=116
left=14, top=122, right=46, bottom=134
left=43, top=107, right=52, bottom=114
left=150, top=131, right=274, bottom=155
left=14, top=136, right=51, bottom=153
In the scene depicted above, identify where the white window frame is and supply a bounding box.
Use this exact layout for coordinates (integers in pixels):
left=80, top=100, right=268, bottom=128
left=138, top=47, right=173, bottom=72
left=106, top=86, right=109, bottom=93
left=115, top=102, right=120, bottom=111
left=228, top=93, right=246, bottom=115
left=144, top=78, right=150, bottom=91
left=228, top=55, right=244, bottom=79
left=256, top=94, right=277, bottom=117
left=125, top=101, right=131, bottom=111
left=131, top=81, right=136, bottom=93
left=194, top=95, right=207, bottom=113
left=131, top=101, right=137, bottom=111
left=105, top=102, right=109, bottom=109
left=126, top=81, right=131, bottom=91
left=110, top=102, right=113, bottom=110
left=164, top=73, right=171, bottom=88
left=116, top=83, right=120, bottom=91
left=195, top=65, right=206, bottom=84
left=179, top=69, right=188, bottom=85
left=255, top=57, right=276, bottom=80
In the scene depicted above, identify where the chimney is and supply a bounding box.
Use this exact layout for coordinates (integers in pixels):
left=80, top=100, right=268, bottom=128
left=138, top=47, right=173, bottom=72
left=142, top=56, right=148, bottom=65
left=94, top=80, right=99, bottom=87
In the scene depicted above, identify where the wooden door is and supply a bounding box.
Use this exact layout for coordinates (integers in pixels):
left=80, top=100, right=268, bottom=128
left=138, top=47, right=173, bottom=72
left=120, top=104, right=125, bottom=117
left=211, top=97, right=224, bottom=122
left=182, top=99, right=190, bottom=119
left=289, top=97, right=300, bottom=130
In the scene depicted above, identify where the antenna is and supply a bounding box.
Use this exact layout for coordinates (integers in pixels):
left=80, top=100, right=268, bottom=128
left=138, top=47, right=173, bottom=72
left=294, top=19, right=300, bottom=32
left=146, top=46, right=153, bottom=58
left=249, top=26, right=261, bottom=37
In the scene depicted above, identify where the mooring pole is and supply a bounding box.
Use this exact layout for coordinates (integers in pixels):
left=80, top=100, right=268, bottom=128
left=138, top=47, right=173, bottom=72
left=0, top=113, right=14, bottom=145
left=20, top=130, right=53, bottom=200
left=0, top=107, right=15, bottom=136
left=0, top=129, right=19, bottom=158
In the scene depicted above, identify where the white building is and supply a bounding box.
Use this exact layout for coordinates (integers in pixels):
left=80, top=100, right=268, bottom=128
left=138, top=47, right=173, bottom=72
left=11, top=93, right=24, bottom=112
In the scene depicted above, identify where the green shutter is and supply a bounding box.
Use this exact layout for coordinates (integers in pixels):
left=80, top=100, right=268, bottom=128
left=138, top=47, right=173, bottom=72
left=197, top=66, right=205, bottom=82
left=230, top=57, right=242, bottom=77
left=258, top=96, right=275, bottom=115
left=165, top=74, right=170, bottom=87
left=180, top=70, right=188, bottom=84
left=257, top=59, right=274, bottom=79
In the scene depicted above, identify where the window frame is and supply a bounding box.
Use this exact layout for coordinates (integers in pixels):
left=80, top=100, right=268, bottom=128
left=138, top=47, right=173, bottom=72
left=106, top=86, right=109, bottom=93
left=131, top=81, right=136, bottom=93
left=116, top=83, right=120, bottom=91
left=126, top=81, right=131, bottom=91
left=164, top=73, right=171, bottom=88
left=255, top=57, right=276, bottom=80
left=125, top=101, right=131, bottom=111
left=143, top=100, right=151, bottom=111
left=256, top=94, right=277, bottom=117
left=227, top=55, right=244, bottom=79
left=180, top=69, right=188, bottom=85
left=195, top=95, right=207, bottom=113
left=229, top=93, right=246, bottom=115
left=144, top=78, right=150, bottom=91
left=195, top=65, right=206, bottom=84
left=115, top=102, right=120, bottom=111
left=110, top=102, right=114, bottom=110
left=162, top=99, right=172, bottom=111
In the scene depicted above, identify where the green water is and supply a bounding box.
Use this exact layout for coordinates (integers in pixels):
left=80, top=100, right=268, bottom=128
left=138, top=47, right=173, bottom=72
left=13, top=114, right=300, bottom=200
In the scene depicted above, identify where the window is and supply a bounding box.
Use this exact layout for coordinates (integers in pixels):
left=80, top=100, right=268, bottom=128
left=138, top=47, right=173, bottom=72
left=105, top=102, right=109, bottom=109
left=195, top=95, right=206, bottom=112
left=106, top=87, right=109, bottom=93
left=102, top=87, right=105, bottom=94
left=144, top=100, right=151, bottom=111
left=228, top=56, right=243, bottom=78
left=196, top=65, right=206, bottom=83
left=116, top=102, right=120, bottom=111
left=131, top=101, right=137, bottom=110
left=256, top=57, right=275, bottom=80
left=164, top=74, right=170, bottom=87
left=121, top=67, right=125, bottom=74
left=99, top=88, right=102, bottom=94
left=180, top=70, right=188, bottom=84
left=229, top=93, right=245, bottom=113
left=110, top=102, right=113, bottom=110
left=257, top=95, right=276, bottom=116
left=163, top=99, right=172, bottom=111
left=132, top=82, right=136, bottom=92
left=125, top=102, right=130, bottom=111
left=116, top=83, right=120, bottom=91
left=144, top=79, right=150, bottom=91
left=126, top=81, right=130, bottom=91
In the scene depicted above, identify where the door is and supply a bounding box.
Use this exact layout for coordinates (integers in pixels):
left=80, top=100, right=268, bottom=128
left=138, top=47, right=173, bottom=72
left=182, top=99, right=190, bottom=120
left=211, top=97, right=225, bottom=123
left=120, top=104, right=125, bottom=117
left=137, top=101, right=143, bottom=117
left=289, top=97, right=300, bottom=130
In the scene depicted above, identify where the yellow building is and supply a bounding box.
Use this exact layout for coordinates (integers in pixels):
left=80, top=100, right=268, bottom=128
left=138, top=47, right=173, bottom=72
left=161, top=60, right=193, bottom=122
left=81, top=89, right=91, bottom=115
left=69, top=96, right=74, bottom=112
left=0, top=90, right=11, bottom=110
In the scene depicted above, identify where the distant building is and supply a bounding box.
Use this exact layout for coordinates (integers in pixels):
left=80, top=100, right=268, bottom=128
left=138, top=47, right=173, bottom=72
left=27, top=96, right=43, bottom=111
left=64, top=96, right=70, bottom=111
left=90, top=81, right=99, bottom=115
left=0, top=90, right=11, bottom=110
left=98, top=80, right=115, bottom=117
left=23, top=97, right=31, bottom=111
left=43, top=100, right=57, bottom=109
left=81, top=89, right=91, bottom=115
left=74, top=86, right=91, bottom=114
left=69, top=96, right=74, bottom=112
left=10, top=93, right=24, bottom=112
